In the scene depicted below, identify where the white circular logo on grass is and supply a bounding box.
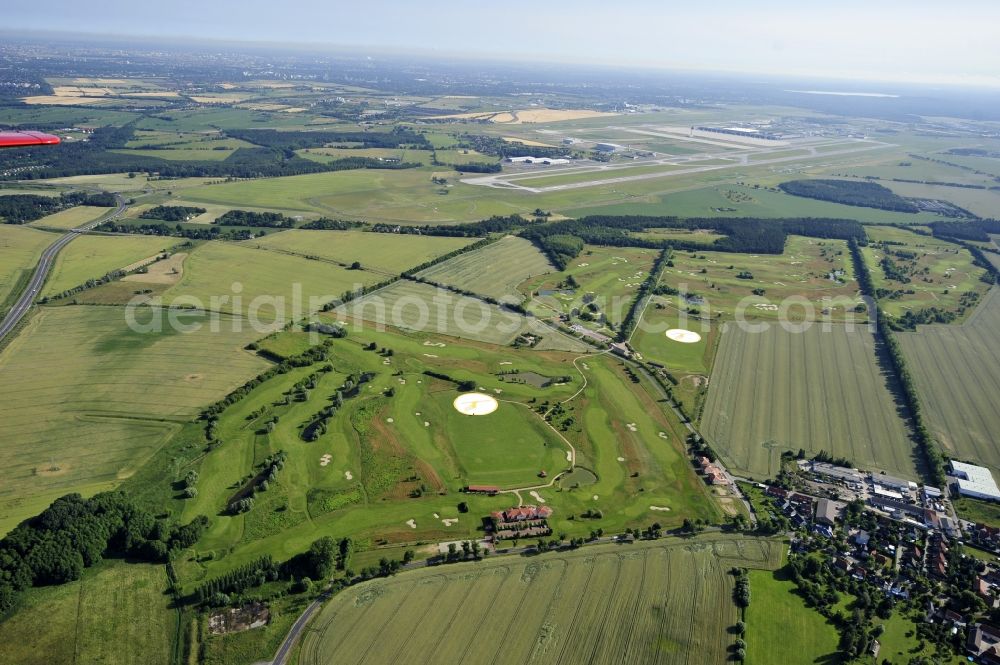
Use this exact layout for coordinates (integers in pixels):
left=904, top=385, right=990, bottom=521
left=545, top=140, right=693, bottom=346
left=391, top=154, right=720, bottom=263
left=453, top=392, right=499, bottom=416
left=665, top=329, right=702, bottom=344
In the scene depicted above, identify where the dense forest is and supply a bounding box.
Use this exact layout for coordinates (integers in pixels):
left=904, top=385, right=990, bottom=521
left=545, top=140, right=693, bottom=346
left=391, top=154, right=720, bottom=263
left=929, top=219, right=1000, bottom=242
left=779, top=179, right=919, bottom=212
left=214, top=210, right=294, bottom=228
left=0, top=125, right=421, bottom=180
left=0, top=492, right=209, bottom=615
left=139, top=205, right=206, bottom=222
left=225, top=128, right=431, bottom=150
left=0, top=192, right=113, bottom=224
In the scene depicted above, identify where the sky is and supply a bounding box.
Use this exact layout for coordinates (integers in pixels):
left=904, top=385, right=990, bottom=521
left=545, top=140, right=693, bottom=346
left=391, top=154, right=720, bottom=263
left=6, top=0, right=1000, bottom=87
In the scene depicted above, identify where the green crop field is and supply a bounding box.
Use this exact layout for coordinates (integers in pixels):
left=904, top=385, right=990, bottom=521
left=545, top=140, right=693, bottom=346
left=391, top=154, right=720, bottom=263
left=0, top=225, right=53, bottom=314
left=163, top=241, right=384, bottom=322
left=43, top=235, right=176, bottom=297
left=525, top=244, right=657, bottom=330
left=299, top=535, right=783, bottom=665
left=28, top=205, right=113, bottom=229
left=0, top=560, right=174, bottom=665
left=244, top=229, right=476, bottom=274
left=342, top=279, right=586, bottom=350
left=702, top=323, right=919, bottom=480
left=112, top=147, right=237, bottom=161
left=863, top=225, right=989, bottom=322
left=416, top=235, right=553, bottom=302
left=745, top=569, right=841, bottom=665
left=0, top=305, right=267, bottom=534
left=898, top=288, right=1000, bottom=471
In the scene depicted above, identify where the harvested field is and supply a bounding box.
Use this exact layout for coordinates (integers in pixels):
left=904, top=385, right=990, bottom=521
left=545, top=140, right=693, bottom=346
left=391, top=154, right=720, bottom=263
left=28, top=205, right=113, bottom=230
left=122, top=252, right=187, bottom=284
left=300, top=535, right=782, bottom=665
left=0, top=225, right=52, bottom=313
left=898, top=288, right=1000, bottom=471
left=416, top=235, right=553, bottom=302
left=702, top=323, right=919, bottom=480
left=43, top=235, right=174, bottom=297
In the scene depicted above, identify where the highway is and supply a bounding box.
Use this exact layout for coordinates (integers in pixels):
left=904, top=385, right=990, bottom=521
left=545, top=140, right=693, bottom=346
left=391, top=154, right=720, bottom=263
left=0, top=194, right=127, bottom=343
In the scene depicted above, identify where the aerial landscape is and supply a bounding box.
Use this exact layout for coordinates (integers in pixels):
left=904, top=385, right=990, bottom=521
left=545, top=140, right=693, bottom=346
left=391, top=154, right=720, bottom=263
left=2, top=2, right=1000, bottom=663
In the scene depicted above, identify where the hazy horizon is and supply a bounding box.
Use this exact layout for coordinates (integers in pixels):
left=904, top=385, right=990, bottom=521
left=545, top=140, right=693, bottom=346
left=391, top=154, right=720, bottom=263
left=4, top=0, right=1000, bottom=89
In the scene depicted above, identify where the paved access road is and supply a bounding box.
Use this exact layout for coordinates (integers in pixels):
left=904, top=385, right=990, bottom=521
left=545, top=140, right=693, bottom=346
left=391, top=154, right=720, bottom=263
left=0, top=195, right=127, bottom=343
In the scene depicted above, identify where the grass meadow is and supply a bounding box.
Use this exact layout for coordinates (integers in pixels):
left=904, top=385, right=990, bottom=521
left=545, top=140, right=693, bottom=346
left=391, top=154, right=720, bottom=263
left=416, top=235, right=553, bottom=302
left=299, top=535, right=783, bottom=665
left=0, top=224, right=53, bottom=314
left=0, top=561, right=175, bottom=665
left=0, top=305, right=267, bottom=534
left=27, top=205, right=114, bottom=230
left=702, top=323, right=919, bottom=481
left=244, top=229, right=475, bottom=275
left=898, top=288, right=1000, bottom=471
left=43, top=234, right=177, bottom=297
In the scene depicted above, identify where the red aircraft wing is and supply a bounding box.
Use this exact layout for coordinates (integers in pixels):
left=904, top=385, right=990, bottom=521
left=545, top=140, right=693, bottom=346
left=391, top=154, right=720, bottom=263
left=0, top=131, right=61, bottom=149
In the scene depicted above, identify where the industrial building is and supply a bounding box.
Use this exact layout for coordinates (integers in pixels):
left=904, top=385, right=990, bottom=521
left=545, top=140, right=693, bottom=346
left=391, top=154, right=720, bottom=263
left=870, top=473, right=917, bottom=492
left=506, top=156, right=571, bottom=165
left=811, top=462, right=864, bottom=485
left=949, top=461, right=1000, bottom=502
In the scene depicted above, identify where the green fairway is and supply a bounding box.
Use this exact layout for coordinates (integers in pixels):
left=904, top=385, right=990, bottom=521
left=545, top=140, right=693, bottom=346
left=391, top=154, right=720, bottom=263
left=244, top=229, right=476, bottom=274
left=702, top=323, right=919, bottom=480
left=27, top=205, right=113, bottom=230
left=863, top=225, right=989, bottom=322
left=43, top=234, right=176, bottom=297
left=0, top=305, right=268, bottom=534
left=898, top=288, right=1000, bottom=472
left=415, top=235, right=553, bottom=302
left=745, top=569, right=841, bottom=665
left=0, top=561, right=174, bottom=665
left=300, top=535, right=783, bottom=665
left=0, top=225, right=54, bottom=315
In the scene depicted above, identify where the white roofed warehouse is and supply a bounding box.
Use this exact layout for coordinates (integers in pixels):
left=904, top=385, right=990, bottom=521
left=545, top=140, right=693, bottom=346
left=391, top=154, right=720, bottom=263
left=949, top=461, right=1000, bottom=502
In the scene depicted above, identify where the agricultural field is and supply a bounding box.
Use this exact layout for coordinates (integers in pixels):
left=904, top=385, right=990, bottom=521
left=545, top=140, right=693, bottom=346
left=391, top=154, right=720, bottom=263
left=702, top=323, right=919, bottom=480
left=42, top=234, right=177, bottom=297
left=863, top=225, right=989, bottom=322
left=745, top=569, right=841, bottom=665
left=299, top=535, right=783, bottom=665
left=897, top=288, right=1000, bottom=471
left=0, top=561, right=175, bottom=665
left=297, top=147, right=435, bottom=165
left=340, top=279, right=586, bottom=350
left=416, top=235, right=554, bottom=302
left=27, top=205, right=113, bottom=229
left=525, top=245, right=658, bottom=330
left=0, top=224, right=53, bottom=314
left=0, top=305, right=268, bottom=534
left=163, top=241, right=384, bottom=321
left=658, top=236, right=862, bottom=323
left=244, top=229, right=476, bottom=275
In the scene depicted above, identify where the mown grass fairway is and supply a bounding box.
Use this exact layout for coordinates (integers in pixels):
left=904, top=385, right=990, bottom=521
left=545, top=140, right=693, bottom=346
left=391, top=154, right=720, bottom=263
left=43, top=234, right=176, bottom=297
left=898, top=288, right=1000, bottom=471
left=244, top=229, right=476, bottom=274
left=416, top=235, right=553, bottom=301
left=27, top=205, right=113, bottom=229
left=702, top=323, right=918, bottom=480
left=0, top=561, right=174, bottom=665
left=0, top=224, right=53, bottom=314
left=659, top=236, right=860, bottom=322
left=745, top=569, right=841, bottom=665
left=0, top=305, right=268, bottom=534
left=164, top=241, right=384, bottom=321
left=300, top=535, right=783, bottom=665
left=863, top=225, right=989, bottom=322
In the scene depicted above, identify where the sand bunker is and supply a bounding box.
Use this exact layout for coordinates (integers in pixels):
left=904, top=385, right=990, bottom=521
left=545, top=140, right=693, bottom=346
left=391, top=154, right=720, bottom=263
left=529, top=491, right=546, bottom=504
left=453, top=393, right=499, bottom=416
left=650, top=506, right=671, bottom=512
left=319, top=454, right=332, bottom=467
left=344, top=470, right=353, bottom=480
left=441, top=518, right=458, bottom=526
left=406, top=519, right=417, bottom=529
left=665, top=329, right=702, bottom=344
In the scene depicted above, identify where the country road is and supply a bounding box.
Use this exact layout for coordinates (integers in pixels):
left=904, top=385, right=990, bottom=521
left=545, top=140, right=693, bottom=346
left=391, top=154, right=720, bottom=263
left=0, top=194, right=127, bottom=343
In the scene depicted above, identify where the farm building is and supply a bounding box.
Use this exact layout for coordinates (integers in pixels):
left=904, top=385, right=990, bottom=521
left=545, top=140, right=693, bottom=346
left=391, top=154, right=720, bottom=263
left=949, top=461, right=1000, bottom=502
left=812, top=462, right=864, bottom=485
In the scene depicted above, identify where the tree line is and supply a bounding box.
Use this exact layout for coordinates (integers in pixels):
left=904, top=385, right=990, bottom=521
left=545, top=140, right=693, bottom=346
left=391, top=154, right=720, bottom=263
left=779, top=179, right=919, bottom=213
left=0, top=191, right=112, bottom=224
